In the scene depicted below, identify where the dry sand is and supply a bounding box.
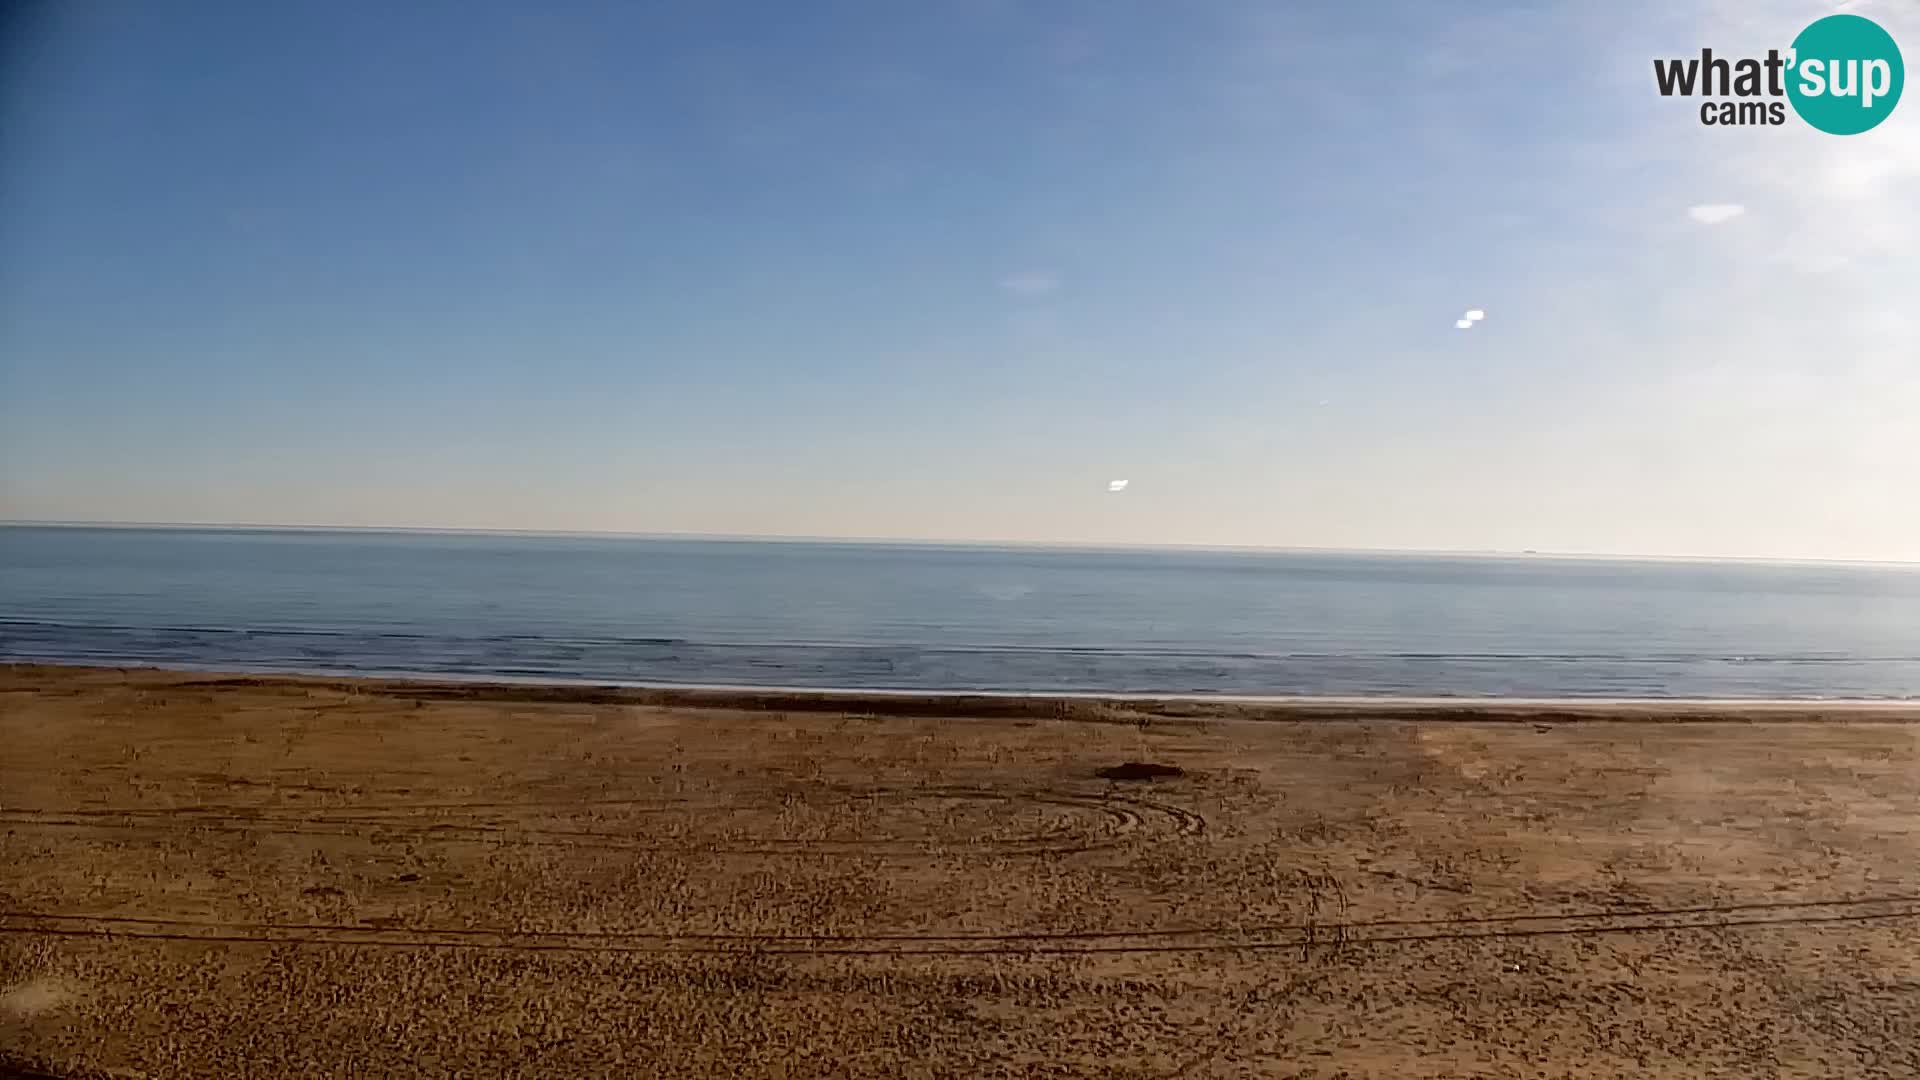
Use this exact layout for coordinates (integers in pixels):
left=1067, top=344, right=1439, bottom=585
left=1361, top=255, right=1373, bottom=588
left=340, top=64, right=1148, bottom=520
left=2, top=664, right=1918, bottom=1078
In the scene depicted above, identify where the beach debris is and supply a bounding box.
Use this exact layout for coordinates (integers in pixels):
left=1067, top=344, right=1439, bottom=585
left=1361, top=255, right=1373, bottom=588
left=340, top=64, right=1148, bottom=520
left=1107, top=479, right=1129, bottom=493
left=1096, top=761, right=1185, bottom=781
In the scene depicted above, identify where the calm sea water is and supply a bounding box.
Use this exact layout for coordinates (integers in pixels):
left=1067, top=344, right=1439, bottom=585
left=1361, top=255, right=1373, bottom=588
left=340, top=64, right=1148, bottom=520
left=5, top=525, right=1920, bottom=698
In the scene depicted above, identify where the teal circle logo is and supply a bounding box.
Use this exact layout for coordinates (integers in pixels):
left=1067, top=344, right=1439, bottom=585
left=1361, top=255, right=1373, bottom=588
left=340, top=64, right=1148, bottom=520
left=1787, top=14, right=1903, bottom=135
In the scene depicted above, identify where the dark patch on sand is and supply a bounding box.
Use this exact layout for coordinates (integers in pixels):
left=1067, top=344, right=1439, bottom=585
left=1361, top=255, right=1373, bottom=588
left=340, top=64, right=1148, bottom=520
left=1095, top=761, right=1185, bottom=781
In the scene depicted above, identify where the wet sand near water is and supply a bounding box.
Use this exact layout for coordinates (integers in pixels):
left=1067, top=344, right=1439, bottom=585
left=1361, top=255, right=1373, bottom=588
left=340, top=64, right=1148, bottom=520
left=2, top=664, right=1918, bottom=1077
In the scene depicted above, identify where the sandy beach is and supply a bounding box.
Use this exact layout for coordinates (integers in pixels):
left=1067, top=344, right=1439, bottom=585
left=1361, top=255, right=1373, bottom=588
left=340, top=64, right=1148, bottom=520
left=2, top=665, right=1918, bottom=1078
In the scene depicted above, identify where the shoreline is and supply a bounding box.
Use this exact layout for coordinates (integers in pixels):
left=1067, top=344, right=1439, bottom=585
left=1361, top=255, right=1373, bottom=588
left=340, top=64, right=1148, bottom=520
left=11, top=662, right=1920, bottom=722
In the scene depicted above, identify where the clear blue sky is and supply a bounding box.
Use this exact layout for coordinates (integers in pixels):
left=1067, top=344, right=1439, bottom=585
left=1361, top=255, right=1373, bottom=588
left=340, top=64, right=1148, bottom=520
left=3, top=1, right=1916, bottom=559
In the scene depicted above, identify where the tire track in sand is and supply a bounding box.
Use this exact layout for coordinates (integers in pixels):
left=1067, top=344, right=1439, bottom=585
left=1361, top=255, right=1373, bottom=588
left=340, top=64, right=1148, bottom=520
left=2, top=895, right=1915, bottom=957
left=0, top=786, right=1203, bottom=857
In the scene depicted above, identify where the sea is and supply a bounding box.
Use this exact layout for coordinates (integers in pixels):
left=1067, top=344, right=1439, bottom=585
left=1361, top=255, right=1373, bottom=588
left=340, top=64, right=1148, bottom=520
left=4, top=524, right=1920, bottom=699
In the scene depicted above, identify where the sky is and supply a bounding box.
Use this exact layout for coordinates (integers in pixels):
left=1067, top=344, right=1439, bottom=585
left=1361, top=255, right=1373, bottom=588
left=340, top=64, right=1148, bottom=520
left=2, top=0, right=1916, bottom=560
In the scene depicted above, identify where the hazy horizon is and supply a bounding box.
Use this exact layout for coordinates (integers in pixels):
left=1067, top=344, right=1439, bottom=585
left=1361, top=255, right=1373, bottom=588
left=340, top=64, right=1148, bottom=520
left=5, top=1, right=1917, bottom=563
left=9, top=516, right=1920, bottom=568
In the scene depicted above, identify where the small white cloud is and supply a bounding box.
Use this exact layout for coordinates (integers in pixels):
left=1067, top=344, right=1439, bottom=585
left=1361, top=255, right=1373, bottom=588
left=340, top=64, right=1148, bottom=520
left=1000, top=271, right=1060, bottom=297
left=1786, top=252, right=1851, bottom=274
left=1687, top=203, right=1747, bottom=225
left=1107, top=479, right=1129, bottom=492
left=1464, top=309, right=1485, bottom=322
left=1455, top=319, right=1474, bottom=330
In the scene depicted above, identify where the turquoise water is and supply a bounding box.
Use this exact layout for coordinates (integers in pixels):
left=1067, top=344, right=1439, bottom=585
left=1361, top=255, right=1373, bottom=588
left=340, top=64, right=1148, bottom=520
left=5, top=525, right=1920, bottom=698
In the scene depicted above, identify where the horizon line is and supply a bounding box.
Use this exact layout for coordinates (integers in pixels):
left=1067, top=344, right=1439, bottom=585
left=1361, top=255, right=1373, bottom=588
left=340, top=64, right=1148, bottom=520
left=4, top=518, right=1918, bottom=569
